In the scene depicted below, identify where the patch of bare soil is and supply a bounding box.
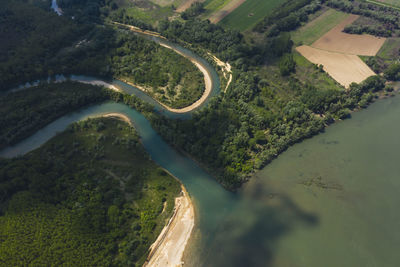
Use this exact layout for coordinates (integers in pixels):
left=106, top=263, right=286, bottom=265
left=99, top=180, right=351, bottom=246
left=143, top=186, right=195, bottom=267
left=312, top=14, right=386, bottom=56
left=296, top=45, right=376, bottom=88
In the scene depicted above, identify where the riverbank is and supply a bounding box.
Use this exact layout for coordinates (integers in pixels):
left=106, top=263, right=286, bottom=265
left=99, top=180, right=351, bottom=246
left=111, top=21, right=214, bottom=113
left=99, top=113, right=195, bottom=266
left=144, top=185, right=195, bottom=267
left=101, top=113, right=132, bottom=124
left=119, top=57, right=212, bottom=114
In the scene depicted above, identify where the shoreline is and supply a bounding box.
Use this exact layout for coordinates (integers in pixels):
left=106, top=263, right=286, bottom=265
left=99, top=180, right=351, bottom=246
left=98, top=114, right=195, bottom=267
left=143, top=184, right=195, bottom=267
left=101, top=113, right=132, bottom=125
left=112, top=21, right=213, bottom=113
left=119, top=54, right=212, bottom=113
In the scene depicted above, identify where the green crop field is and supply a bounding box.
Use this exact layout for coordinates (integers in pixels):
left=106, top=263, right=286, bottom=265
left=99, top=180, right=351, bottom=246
left=218, top=0, right=285, bottom=31
left=364, top=0, right=400, bottom=10
left=377, top=38, right=400, bottom=59
left=373, top=0, right=400, bottom=6
left=291, top=8, right=348, bottom=45
left=202, top=0, right=233, bottom=17
left=125, top=5, right=174, bottom=25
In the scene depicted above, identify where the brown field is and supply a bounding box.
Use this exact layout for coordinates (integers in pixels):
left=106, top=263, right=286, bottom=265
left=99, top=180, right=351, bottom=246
left=208, top=0, right=246, bottom=23
left=296, top=46, right=376, bottom=88
left=312, top=15, right=386, bottom=56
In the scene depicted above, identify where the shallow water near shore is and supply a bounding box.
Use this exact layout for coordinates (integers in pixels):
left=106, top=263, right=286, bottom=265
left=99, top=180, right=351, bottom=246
left=188, top=94, right=400, bottom=267
left=2, top=96, right=400, bottom=266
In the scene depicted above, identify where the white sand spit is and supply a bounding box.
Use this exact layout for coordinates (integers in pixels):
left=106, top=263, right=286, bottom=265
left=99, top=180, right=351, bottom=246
left=144, top=186, right=195, bottom=267
left=208, top=53, right=232, bottom=92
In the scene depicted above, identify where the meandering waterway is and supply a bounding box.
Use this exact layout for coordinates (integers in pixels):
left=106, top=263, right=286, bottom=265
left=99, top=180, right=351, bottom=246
left=4, top=4, right=400, bottom=265
left=2, top=94, right=400, bottom=266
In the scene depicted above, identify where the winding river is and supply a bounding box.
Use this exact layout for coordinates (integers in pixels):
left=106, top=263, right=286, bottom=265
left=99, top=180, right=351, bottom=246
left=4, top=5, right=400, bottom=266
left=3, top=95, right=400, bottom=267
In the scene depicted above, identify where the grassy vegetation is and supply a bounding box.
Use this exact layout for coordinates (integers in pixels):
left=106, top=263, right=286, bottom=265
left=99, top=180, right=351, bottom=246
left=376, top=0, right=400, bottom=5
left=150, top=0, right=186, bottom=7
left=1, top=0, right=205, bottom=109
left=124, top=5, right=175, bottom=25
left=362, top=37, right=400, bottom=73
left=202, top=0, right=233, bottom=17
left=0, top=117, right=181, bottom=266
left=291, top=8, right=348, bottom=45
left=218, top=0, right=284, bottom=31
left=363, top=0, right=400, bottom=10
left=293, top=52, right=344, bottom=90
left=111, top=29, right=205, bottom=109
left=377, top=38, right=400, bottom=59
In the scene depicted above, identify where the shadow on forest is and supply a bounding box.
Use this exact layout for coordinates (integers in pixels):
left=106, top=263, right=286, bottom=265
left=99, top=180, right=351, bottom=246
left=201, top=178, right=319, bottom=267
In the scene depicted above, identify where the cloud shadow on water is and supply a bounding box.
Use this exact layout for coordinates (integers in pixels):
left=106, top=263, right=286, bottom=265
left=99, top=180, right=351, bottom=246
left=201, top=178, right=319, bottom=267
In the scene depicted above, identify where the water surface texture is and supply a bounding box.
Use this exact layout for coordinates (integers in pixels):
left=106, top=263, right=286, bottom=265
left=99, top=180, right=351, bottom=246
left=2, top=98, right=400, bottom=266
left=195, top=95, right=400, bottom=267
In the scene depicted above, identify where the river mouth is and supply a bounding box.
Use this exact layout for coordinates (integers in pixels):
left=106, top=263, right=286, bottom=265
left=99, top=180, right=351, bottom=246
left=2, top=96, right=400, bottom=266
left=184, top=94, right=400, bottom=267
left=7, top=3, right=400, bottom=264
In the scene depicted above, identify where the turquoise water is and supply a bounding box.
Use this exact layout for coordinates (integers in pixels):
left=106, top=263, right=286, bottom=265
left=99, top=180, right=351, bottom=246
left=2, top=95, right=400, bottom=266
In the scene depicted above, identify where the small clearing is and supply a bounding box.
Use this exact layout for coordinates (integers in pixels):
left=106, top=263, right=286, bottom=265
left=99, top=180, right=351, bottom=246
left=218, top=0, right=284, bottom=31
left=312, top=14, right=386, bottom=56
left=208, top=0, right=246, bottom=23
left=296, top=46, right=376, bottom=88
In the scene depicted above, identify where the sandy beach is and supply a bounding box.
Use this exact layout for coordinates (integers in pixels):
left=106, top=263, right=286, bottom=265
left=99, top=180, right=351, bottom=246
left=71, top=79, right=121, bottom=92
left=111, top=21, right=214, bottom=113
left=101, top=113, right=132, bottom=125
left=144, top=185, right=195, bottom=267
left=98, top=114, right=195, bottom=267
left=208, top=53, right=232, bottom=92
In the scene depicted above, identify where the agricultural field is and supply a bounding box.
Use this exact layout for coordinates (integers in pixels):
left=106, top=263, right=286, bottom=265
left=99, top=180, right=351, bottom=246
left=174, top=0, right=204, bottom=12
left=291, top=8, right=349, bottom=45
left=124, top=4, right=175, bottom=25
left=207, top=0, right=246, bottom=23
left=312, top=14, right=386, bottom=56
left=296, top=46, right=376, bottom=88
left=377, top=38, right=400, bottom=60
left=150, top=0, right=188, bottom=8
left=201, top=0, right=231, bottom=17
left=374, top=0, right=400, bottom=7
left=294, top=10, right=386, bottom=88
left=218, top=0, right=285, bottom=31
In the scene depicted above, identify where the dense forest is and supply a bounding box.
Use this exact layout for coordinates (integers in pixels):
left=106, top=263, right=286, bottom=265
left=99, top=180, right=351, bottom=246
left=0, top=0, right=204, bottom=108
left=1, top=0, right=398, bottom=190
left=2, top=0, right=400, bottom=265
left=0, top=81, right=159, bottom=151
left=0, top=82, right=108, bottom=149
left=0, top=117, right=181, bottom=266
